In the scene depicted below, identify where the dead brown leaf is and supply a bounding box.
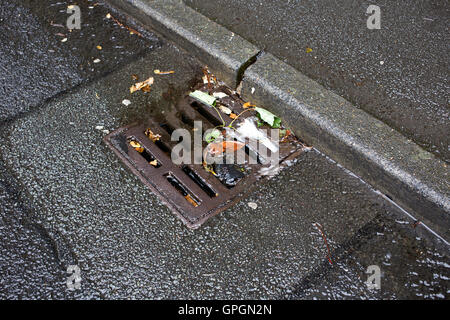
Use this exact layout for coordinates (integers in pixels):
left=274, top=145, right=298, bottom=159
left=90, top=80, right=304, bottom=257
left=130, top=77, right=154, bottom=93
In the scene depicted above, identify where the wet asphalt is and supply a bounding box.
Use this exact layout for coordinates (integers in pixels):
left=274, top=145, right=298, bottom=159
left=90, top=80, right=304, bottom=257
left=185, top=0, right=450, bottom=162
left=0, top=0, right=449, bottom=299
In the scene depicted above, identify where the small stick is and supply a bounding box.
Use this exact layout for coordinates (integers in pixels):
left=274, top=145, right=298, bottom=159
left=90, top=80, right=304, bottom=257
left=314, top=223, right=333, bottom=265
left=107, top=13, right=142, bottom=37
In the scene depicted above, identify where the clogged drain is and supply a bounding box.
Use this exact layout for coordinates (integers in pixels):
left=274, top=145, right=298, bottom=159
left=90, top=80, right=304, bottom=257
left=105, top=67, right=310, bottom=228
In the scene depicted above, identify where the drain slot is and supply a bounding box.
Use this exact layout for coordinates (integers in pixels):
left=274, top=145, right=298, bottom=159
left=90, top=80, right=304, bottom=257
left=189, top=101, right=222, bottom=127
left=129, top=139, right=161, bottom=167
left=182, top=165, right=218, bottom=198
left=165, top=173, right=200, bottom=207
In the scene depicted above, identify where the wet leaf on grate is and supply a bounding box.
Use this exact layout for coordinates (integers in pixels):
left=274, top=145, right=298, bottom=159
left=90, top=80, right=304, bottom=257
left=218, top=105, right=232, bottom=115
left=213, top=92, right=228, bottom=99
left=129, top=140, right=144, bottom=153
left=243, top=102, right=256, bottom=108
left=229, top=113, right=238, bottom=119
left=189, top=90, right=216, bottom=106
left=208, top=141, right=245, bottom=156
left=255, top=107, right=281, bottom=128
left=145, top=128, right=161, bottom=142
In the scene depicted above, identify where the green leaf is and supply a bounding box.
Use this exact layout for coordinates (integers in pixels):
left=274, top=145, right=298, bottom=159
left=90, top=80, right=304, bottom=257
left=272, top=116, right=282, bottom=129
left=189, top=90, right=216, bottom=106
left=254, top=107, right=281, bottom=128
left=205, top=128, right=221, bottom=143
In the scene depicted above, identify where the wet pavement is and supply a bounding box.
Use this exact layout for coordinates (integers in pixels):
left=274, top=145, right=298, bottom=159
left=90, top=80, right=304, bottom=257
left=0, top=0, right=159, bottom=122
left=0, top=0, right=449, bottom=299
left=185, top=0, right=450, bottom=162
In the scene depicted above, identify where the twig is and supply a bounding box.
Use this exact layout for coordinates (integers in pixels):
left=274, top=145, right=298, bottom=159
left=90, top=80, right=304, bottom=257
left=203, top=66, right=213, bottom=94
left=107, top=13, right=142, bottom=37
left=228, top=107, right=255, bottom=128
left=314, top=223, right=333, bottom=265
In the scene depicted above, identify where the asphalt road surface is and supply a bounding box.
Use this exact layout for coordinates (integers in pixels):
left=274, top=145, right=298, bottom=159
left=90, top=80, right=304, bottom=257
left=0, top=0, right=448, bottom=299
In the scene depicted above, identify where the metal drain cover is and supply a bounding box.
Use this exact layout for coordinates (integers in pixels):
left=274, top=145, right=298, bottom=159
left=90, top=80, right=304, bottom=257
left=105, top=84, right=306, bottom=228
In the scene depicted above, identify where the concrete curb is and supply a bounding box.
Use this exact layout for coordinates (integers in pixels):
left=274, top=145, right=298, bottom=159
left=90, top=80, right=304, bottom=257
left=106, top=0, right=259, bottom=88
left=105, top=0, right=449, bottom=242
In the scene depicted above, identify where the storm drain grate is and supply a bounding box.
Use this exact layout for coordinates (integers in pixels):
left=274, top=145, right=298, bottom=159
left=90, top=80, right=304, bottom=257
left=105, top=84, right=306, bottom=228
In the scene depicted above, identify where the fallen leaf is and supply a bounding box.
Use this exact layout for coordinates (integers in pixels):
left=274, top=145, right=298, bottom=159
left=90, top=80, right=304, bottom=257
left=243, top=102, right=256, bottom=108
left=189, top=90, right=216, bottom=106
left=184, top=194, right=199, bottom=207
left=154, top=69, right=175, bottom=75
left=213, top=92, right=228, bottom=99
left=144, top=128, right=161, bottom=142
left=254, top=107, right=281, bottom=128
left=208, top=141, right=245, bottom=155
left=218, top=105, right=232, bottom=115
left=129, top=140, right=144, bottom=153
left=130, top=77, right=154, bottom=93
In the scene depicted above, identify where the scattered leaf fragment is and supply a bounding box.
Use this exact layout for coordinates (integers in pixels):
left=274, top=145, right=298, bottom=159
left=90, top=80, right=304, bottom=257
left=243, top=102, right=256, bottom=108
left=129, top=140, right=144, bottom=153
left=184, top=194, right=199, bottom=207
left=248, top=202, right=258, bottom=210
left=154, top=69, right=175, bottom=75
left=208, top=141, right=245, bottom=155
left=144, top=128, right=161, bottom=142
left=218, top=105, right=232, bottom=115
left=213, top=92, right=228, bottom=99
left=130, top=77, right=154, bottom=93
left=189, top=90, right=216, bottom=106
